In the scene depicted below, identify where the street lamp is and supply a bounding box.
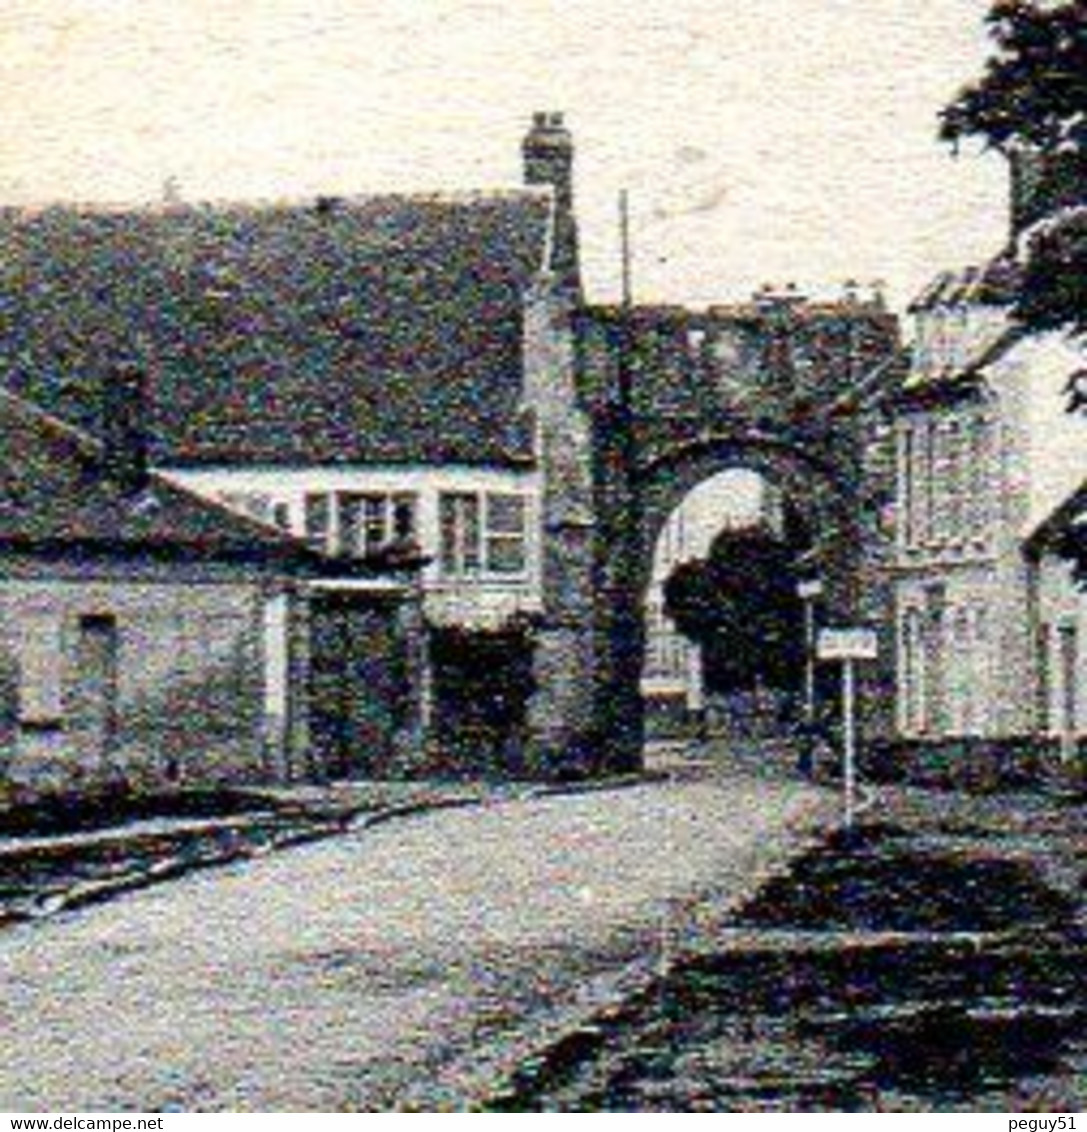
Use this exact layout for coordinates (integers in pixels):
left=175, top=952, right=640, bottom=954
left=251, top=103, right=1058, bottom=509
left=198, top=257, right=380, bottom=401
left=797, top=577, right=824, bottom=725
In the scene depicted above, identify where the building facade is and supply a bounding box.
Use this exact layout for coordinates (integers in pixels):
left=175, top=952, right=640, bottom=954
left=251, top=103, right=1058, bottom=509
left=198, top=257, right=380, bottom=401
left=0, top=390, right=285, bottom=796
left=0, top=114, right=581, bottom=775
left=891, top=255, right=1087, bottom=764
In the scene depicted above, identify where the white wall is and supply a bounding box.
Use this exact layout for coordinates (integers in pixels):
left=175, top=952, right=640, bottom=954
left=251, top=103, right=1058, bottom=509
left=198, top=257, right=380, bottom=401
left=166, top=465, right=544, bottom=630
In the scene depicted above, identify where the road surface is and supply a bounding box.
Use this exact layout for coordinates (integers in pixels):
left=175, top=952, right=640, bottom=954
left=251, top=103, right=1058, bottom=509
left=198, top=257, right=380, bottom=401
left=0, top=773, right=831, bottom=1111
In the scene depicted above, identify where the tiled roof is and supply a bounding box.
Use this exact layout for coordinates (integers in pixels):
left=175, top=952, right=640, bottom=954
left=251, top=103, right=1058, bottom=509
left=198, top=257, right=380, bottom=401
left=1025, top=474, right=1087, bottom=563
left=896, top=324, right=1030, bottom=410
left=907, top=253, right=1021, bottom=313
left=0, top=192, right=552, bottom=468
left=0, top=386, right=327, bottom=567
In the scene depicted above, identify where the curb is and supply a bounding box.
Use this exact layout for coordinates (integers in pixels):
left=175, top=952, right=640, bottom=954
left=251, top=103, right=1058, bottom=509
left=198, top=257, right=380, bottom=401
left=0, top=774, right=669, bottom=929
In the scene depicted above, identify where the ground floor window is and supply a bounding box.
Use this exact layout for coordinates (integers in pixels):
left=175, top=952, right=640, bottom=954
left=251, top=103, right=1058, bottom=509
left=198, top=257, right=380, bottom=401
left=899, top=606, right=925, bottom=736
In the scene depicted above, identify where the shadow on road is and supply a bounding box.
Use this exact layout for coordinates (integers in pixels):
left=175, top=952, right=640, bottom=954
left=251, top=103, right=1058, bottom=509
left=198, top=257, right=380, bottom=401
left=490, top=813, right=1087, bottom=1112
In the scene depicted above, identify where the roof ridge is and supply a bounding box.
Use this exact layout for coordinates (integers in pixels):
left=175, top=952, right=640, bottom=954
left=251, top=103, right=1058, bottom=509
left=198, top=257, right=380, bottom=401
left=0, top=384, right=104, bottom=458
left=0, top=186, right=553, bottom=218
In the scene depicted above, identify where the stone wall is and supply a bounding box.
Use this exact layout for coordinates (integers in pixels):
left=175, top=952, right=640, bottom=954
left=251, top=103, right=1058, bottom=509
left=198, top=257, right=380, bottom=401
left=0, top=560, right=288, bottom=798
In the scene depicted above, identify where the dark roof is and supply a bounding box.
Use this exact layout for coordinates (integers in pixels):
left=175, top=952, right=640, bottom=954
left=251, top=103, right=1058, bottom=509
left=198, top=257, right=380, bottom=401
left=0, top=386, right=332, bottom=568
left=907, top=253, right=1021, bottom=313
left=1025, top=474, right=1087, bottom=566
left=0, top=192, right=552, bottom=468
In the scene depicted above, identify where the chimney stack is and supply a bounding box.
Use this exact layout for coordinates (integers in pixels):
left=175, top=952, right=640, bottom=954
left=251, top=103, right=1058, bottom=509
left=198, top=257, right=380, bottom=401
left=522, top=111, right=581, bottom=296
left=102, top=361, right=150, bottom=495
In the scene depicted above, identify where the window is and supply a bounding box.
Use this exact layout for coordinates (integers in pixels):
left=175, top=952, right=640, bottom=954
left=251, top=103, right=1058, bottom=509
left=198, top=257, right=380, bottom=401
left=73, top=614, right=119, bottom=745
left=338, top=492, right=417, bottom=557
left=440, top=493, right=482, bottom=575
left=391, top=495, right=416, bottom=542
left=912, top=420, right=933, bottom=548
left=900, top=607, right=924, bottom=736
left=900, top=426, right=915, bottom=549
left=930, top=422, right=950, bottom=545
left=945, top=420, right=964, bottom=543
left=439, top=492, right=528, bottom=576
left=304, top=493, right=331, bottom=551
left=336, top=493, right=366, bottom=556
left=967, top=415, right=990, bottom=546
left=485, top=494, right=527, bottom=575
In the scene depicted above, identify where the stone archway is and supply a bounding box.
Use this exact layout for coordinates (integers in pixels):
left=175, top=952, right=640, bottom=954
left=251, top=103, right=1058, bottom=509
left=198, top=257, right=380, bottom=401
left=522, top=294, right=901, bottom=779
left=588, top=429, right=867, bottom=774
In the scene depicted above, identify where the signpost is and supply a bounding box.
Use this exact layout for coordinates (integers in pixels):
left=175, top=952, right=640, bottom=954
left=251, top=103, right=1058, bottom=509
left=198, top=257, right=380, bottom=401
left=816, top=627, right=878, bottom=827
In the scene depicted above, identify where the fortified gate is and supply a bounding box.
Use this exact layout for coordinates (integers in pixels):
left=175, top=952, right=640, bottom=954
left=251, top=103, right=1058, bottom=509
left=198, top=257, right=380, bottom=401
left=522, top=285, right=903, bottom=777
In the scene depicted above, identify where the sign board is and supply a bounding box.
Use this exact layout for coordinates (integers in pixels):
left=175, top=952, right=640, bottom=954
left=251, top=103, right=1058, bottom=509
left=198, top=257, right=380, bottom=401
left=817, top=627, right=878, bottom=662
left=797, top=579, right=824, bottom=600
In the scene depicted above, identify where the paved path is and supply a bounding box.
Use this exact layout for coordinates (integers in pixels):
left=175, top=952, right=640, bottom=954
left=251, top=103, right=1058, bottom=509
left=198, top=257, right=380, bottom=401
left=0, top=773, right=831, bottom=1112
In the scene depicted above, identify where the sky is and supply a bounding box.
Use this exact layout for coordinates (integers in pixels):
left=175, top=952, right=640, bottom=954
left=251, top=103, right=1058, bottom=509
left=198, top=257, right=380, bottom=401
left=0, top=0, right=1011, bottom=311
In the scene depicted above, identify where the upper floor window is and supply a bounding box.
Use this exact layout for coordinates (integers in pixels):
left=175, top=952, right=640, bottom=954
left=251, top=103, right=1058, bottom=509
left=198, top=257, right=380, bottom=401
left=439, top=491, right=528, bottom=577
left=485, top=494, right=528, bottom=575
left=440, top=493, right=482, bottom=575
left=305, top=491, right=417, bottom=557
left=304, top=492, right=331, bottom=551
left=899, top=412, right=992, bottom=556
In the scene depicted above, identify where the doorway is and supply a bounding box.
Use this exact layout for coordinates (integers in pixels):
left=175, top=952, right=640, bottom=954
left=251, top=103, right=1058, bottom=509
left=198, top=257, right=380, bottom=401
left=307, top=593, right=409, bottom=778
left=72, top=613, right=119, bottom=766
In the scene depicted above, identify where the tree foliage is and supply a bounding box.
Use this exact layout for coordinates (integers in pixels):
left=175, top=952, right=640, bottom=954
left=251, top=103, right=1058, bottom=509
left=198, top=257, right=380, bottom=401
left=940, top=1, right=1087, bottom=338
left=662, top=526, right=805, bottom=694
left=940, top=2, right=1086, bottom=153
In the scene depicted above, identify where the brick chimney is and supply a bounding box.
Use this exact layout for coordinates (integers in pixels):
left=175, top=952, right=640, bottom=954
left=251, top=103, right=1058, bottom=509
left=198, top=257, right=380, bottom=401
left=522, top=111, right=581, bottom=296
left=101, top=362, right=150, bottom=494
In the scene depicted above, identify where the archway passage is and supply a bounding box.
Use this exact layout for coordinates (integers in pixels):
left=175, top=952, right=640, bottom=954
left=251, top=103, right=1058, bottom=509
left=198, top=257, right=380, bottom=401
left=641, top=469, right=779, bottom=731
left=526, top=294, right=901, bottom=777
left=641, top=460, right=848, bottom=751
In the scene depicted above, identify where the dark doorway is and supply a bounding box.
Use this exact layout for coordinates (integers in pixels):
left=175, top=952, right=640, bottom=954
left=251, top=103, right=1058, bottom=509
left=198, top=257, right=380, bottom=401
left=307, top=593, right=409, bottom=779
left=430, top=624, right=534, bottom=777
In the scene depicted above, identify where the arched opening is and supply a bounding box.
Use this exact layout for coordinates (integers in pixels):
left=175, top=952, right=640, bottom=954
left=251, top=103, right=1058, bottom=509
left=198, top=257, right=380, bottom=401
left=638, top=462, right=831, bottom=747
left=584, top=426, right=862, bottom=776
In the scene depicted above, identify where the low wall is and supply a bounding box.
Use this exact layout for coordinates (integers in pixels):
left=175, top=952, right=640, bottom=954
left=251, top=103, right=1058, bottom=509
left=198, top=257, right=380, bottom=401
left=861, top=735, right=1085, bottom=793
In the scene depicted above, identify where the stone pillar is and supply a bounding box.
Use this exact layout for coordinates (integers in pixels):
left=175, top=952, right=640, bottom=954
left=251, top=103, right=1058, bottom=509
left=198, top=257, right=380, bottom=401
left=521, top=283, right=603, bottom=778
left=284, top=584, right=313, bottom=782
left=524, top=520, right=600, bottom=777
left=589, top=456, right=647, bottom=775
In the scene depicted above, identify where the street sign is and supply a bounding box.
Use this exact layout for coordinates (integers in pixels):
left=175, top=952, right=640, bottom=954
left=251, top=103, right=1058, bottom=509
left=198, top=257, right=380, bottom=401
left=797, top=579, right=825, bottom=600
left=815, top=626, right=878, bottom=829
left=816, top=627, right=878, bottom=662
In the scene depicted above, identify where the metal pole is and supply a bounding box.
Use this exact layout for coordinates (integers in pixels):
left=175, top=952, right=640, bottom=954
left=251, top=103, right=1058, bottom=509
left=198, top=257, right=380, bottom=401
left=842, top=658, right=856, bottom=828
left=620, top=188, right=632, bottom=309
left=803, top=598, right=816, bottom=724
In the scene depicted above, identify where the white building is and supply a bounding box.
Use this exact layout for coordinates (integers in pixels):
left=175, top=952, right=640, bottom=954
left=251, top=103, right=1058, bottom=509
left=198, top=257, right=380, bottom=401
left=0, top=114, right=583, bottom=773
left=892, top=255, right=1087, bottom=757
